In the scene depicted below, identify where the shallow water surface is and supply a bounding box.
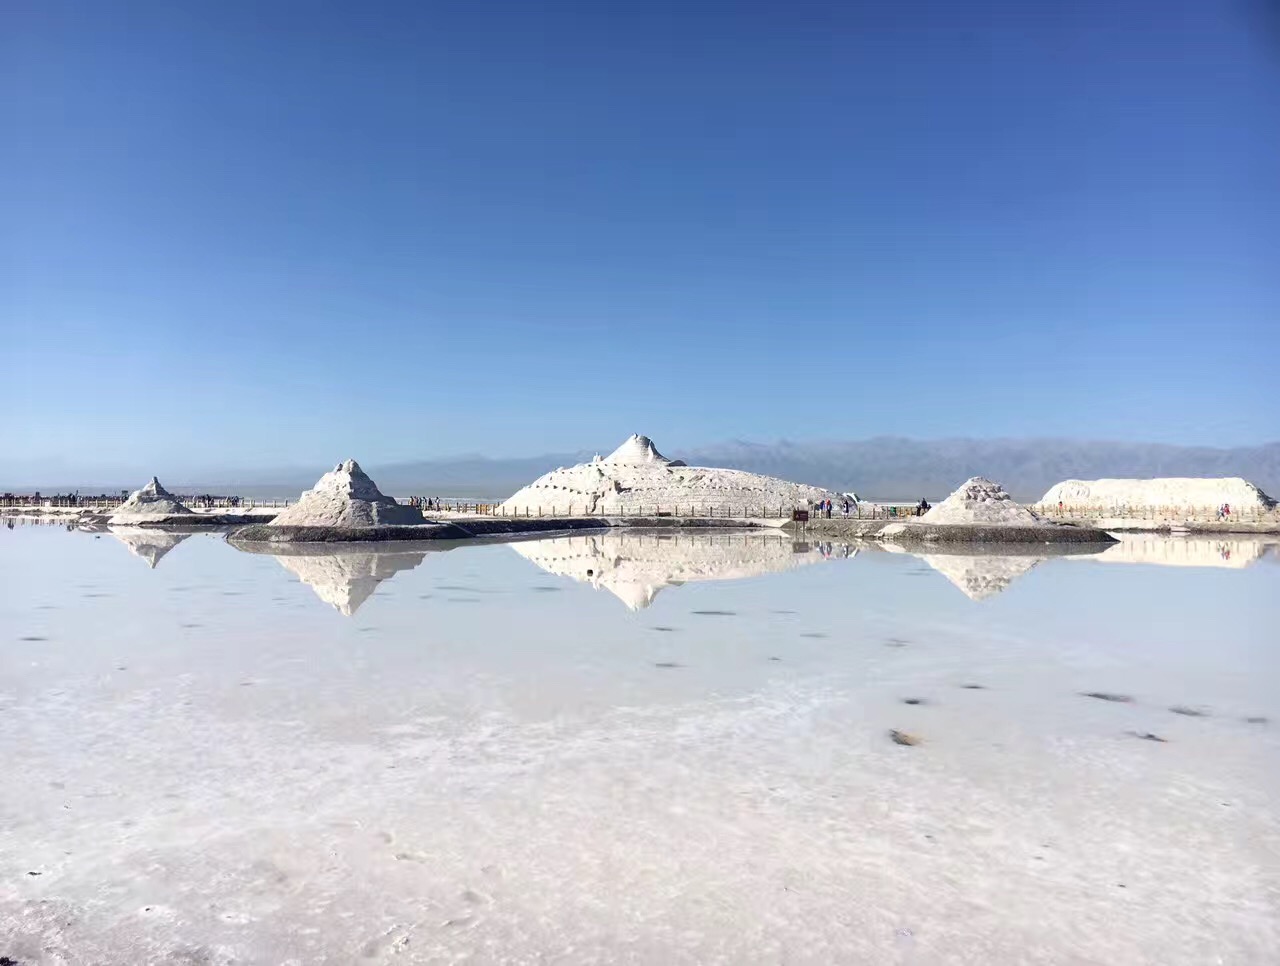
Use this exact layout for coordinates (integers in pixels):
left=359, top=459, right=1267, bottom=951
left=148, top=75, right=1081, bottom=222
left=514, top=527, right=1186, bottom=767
left=2, top=524, right=1278, bottom=964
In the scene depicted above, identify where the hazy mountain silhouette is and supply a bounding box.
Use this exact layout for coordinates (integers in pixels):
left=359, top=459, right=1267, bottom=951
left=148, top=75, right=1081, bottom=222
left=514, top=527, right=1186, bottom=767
left=368, top=438, right=1280, bottom=502
left=7, top=438, right=1278, bottom=502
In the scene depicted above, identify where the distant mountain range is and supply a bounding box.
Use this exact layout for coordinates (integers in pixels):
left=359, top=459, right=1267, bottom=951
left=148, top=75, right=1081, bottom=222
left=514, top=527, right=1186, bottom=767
left=367, top=437, right=1280, bottom=503
left=7, top=438, right=1278, bottom=502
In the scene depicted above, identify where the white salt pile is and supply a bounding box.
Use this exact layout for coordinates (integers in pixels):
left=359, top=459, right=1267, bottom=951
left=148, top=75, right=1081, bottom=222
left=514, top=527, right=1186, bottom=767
left=921, top=477, right=1043, bottom=526
left=269, top=460, right=426, bottom=528
left=502, top=434, right=840, bottom=516
left=108, top=477, right=195, bottom=523
left=1040, top=478, right=1276, bottom=512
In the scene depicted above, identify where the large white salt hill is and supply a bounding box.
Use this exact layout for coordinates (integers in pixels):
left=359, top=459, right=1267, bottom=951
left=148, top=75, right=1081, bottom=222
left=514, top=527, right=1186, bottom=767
left=921, top=477, right=1042, bottom=526
left=501, top=434, right=840, bottom=516
left=108, top=477, right=195, bottom=523
left=510, top=530, right=833, bottom=609
left=270, top=460, right=425, bottom=528
left=1040, top=478, right=1276, bottom=512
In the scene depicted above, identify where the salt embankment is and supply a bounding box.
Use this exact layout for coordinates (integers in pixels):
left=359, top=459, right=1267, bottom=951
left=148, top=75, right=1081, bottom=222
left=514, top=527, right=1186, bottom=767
left=500, top=434, right=843, bottom=517
left=1039, top=478, right=1277, bottom=514
left=107, top=477, right=195, bottom=524
left=876, top=477, right=1114, bottom=545
left=509, top=530, right=832, bottom=610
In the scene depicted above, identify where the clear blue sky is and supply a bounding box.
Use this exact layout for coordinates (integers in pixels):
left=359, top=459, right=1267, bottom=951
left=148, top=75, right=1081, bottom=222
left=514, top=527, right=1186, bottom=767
left=3, top=0, right=1277, bottom=478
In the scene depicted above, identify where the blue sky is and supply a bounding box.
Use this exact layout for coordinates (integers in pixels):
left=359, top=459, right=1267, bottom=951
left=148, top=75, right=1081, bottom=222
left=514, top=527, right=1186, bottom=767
left=3, top=0, right=1277, bottom=477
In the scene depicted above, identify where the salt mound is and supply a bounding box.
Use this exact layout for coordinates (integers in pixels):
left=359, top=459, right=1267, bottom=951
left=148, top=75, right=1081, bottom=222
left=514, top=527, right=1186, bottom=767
left=502, top=434, right=839, bottom=516
left=1040, top=478, right=1276, bottom=512
left=109, top=477, right=195, bottom=522
left=921, top=477, right=1042, bottom=526
left=269, top=460, right=425, bottom=529
left=603, top=434, right=684, bottom=466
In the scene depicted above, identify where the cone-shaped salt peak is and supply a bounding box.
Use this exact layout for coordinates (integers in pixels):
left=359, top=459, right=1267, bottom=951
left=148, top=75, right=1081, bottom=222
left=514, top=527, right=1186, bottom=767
left=109, top=476, right=195, bottom=521
left=269, top=459, right=426, bottom=529
left=605, top=434, right=674, bottom=465
left=922, top=477, right=1042, bottom=526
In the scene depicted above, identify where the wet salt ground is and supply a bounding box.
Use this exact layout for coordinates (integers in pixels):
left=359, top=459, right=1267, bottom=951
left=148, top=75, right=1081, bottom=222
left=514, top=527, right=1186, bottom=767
left=2, top=526, right=1279, bottom=965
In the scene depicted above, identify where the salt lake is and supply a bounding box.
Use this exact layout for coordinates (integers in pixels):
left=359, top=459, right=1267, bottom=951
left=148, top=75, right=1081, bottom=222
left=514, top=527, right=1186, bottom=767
left=2, top=523, right=1277, bottom=964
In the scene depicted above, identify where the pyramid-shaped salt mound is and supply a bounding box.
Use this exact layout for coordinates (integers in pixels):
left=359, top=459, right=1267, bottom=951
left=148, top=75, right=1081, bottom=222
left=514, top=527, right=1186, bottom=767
left=922, top=477, right=1042, bottom=526
left=604, top=434, right=680, bottom=466
left=109, top=477, right=195, bottom=522
left=269, top=460, right=425, bottom=528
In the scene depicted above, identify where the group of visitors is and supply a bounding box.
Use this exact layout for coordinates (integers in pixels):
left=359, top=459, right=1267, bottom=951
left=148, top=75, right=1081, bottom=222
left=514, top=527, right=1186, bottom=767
left=1216, top=503, right=1232, bottom=520
left=409, top=496, right=444, bottom=510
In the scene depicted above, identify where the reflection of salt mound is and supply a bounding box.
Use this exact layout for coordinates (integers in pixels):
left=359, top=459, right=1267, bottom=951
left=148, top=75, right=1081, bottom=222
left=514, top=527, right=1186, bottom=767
left=922, top=477, right=1041, bottom=526
left=1087, top=534, right=1273, bottom=570
left=109, top=477, right=194, bottom=522
left=1040, top=477, right=1276, bottom=512
left=108, top=526, right=191, bottom=568
left=502, top=434, right=838, bottom=515
left=917, top=552, right=1043, bottom=600
left=511, top=530, right=830, bottom=609
left=270, top=460, right=424, bottom=528
left=248, top=545, right=428, bottom=615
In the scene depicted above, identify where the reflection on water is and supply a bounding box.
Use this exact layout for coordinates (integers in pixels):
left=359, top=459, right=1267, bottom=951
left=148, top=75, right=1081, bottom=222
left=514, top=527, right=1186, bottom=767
left=233, top=542, right=432, bottom=616
left=2, top=524, right=1278, bottom=963
left=1087, top=533, right=1280, bottom=569
left=107, top=526, right=192, bottom=569
left=509, top=530, right=837, bottom=609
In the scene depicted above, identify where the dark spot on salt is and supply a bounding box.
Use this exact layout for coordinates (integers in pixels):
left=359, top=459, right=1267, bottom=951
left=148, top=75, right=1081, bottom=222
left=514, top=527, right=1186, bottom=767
left=768, top=656, right=782, bottom=662
left=1244, top=716, right=1268, bottom=725
left=889, top=730, right=920, bottom=746
left=82, top=593, right=111, bottom=598
left=1082, top=692, right=1133, bottom=703
left=221, top=592, right=243, bottom=597
left=531, top=586, right=561, bottom=592
left=691, top=609, right=736, bottom=616
left=885, top=638, right=909, bottom=648
left=771, top=609, right=797, bottom=615
left=19, top=636, right=47, bottom=642
left=1169, top=705, right=1209, bottom=717
left=179, top=623, right=201, bottom=629
left=901, top=697, right=928, bottom=706
left=653, top=662, right=683, bottom=669
left=960, top=683, right=986, bottom=690
left=445, top=597, right=479, bottom=603
left=800, top=632, right=828, bottom=639
left=1127, top=731, right=1167, bottom=742
left=26, top=871, right=41, bottom=876
left=650, top=626, right=678, bottom=632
